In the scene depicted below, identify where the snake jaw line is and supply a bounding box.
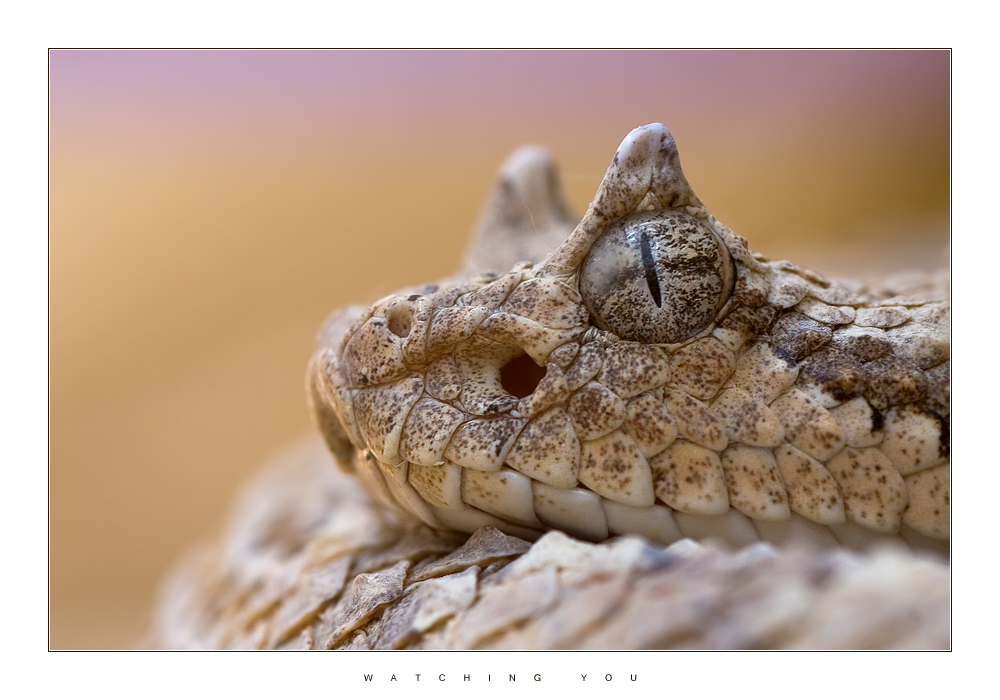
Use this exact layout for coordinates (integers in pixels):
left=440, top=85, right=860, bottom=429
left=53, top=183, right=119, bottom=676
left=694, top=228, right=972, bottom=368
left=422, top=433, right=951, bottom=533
left=309, top=123, right=950, bottom=554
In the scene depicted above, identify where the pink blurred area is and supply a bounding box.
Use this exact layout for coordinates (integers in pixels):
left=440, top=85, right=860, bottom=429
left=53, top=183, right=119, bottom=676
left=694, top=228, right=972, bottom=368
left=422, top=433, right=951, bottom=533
left=49, top=50, right=949, bottom=648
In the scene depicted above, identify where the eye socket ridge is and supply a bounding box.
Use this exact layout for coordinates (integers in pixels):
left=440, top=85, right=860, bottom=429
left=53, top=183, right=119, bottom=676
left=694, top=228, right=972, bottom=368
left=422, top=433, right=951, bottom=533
left=579, top=210, right=735, bottom=344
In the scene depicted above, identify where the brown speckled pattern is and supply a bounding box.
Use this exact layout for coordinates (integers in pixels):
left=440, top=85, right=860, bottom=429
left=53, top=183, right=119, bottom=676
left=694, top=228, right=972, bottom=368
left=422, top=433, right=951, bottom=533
left=148, top=124, right=953, bottom=650
left=308, top=126, right=948, bottom=554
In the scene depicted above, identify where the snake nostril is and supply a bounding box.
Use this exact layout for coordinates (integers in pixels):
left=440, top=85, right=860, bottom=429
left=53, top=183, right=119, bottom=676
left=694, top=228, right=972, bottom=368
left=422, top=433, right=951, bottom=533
left=500, top=353, right=547, bottom=399
left=386, top=304, right=413, bottom=338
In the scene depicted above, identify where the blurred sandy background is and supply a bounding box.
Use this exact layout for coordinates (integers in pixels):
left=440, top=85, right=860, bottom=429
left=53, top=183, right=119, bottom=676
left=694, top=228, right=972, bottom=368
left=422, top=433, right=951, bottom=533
left=49, top=50, right=949, bottom=649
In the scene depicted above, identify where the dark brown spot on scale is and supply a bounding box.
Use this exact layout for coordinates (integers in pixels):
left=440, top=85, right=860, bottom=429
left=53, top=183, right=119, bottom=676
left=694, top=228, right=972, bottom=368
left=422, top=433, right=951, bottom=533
left=833, top=327, right=892, bottom=362
left=870, top=405, right=884, bottom=432
left=769, top=312, right=832, bottom=360
left=862, top=356, right=928, bottom=409
left=797, top=348, right=865, bottom=401
left=928, top=410, right=950, bottom=459
left=718, top=305, right=778, bottom=338
left=772, top=344, right=797, bottom=367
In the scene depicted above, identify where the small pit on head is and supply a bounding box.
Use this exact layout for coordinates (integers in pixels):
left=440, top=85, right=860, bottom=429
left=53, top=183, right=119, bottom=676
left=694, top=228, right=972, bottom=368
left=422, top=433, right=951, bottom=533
left=386, top=303, right=413, bottom=338
left=500, top=353, right=547, bottom=399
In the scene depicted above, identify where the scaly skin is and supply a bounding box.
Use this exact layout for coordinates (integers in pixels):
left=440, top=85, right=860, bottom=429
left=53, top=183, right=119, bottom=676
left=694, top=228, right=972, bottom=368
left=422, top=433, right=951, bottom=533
left=152, top=124, right=950, bottom=650
left=308, top=123, right=950, bottom=555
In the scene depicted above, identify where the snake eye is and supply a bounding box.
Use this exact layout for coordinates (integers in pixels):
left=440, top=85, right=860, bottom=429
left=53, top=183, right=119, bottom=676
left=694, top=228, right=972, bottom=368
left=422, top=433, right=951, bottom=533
left=579, top=210, right=735, bottom=344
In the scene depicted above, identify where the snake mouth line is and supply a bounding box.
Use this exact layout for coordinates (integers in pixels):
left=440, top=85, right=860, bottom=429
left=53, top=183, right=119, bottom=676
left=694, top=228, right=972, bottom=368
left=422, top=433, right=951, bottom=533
left=314, top=122, right=951, bottom=554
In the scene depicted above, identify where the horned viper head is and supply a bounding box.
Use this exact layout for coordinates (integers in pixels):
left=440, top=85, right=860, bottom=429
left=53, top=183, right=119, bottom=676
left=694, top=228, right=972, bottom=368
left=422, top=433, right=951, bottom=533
left=307, top=124, right=950, bottom=553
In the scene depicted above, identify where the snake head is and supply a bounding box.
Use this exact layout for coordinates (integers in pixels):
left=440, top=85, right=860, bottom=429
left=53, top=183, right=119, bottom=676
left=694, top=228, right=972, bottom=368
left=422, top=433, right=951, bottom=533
left=308, top=123, right=950, bottom=551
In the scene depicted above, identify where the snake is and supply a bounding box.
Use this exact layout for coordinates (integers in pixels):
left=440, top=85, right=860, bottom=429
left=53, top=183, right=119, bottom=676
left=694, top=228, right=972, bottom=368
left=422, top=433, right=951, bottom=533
left=152, top=123, right=950, bottom=650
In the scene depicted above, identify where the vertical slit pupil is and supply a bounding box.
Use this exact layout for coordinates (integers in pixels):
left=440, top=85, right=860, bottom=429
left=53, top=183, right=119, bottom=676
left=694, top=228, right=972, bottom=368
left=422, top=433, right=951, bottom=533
left=639, top=230, right=662, bottom=308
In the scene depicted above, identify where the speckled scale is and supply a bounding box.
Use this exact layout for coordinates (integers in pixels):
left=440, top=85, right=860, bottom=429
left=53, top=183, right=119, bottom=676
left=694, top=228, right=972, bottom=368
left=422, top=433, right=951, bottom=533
left=649, top=440, right=729, bottom=516
left=399, top=309, right=432, bottom=366
left=854, top=306, right=910, bottom=328
left=861, top=355, right=928, bottom=410
left=826, top=447, right=907, bottom=533
left=883, top=321, right=950, bottom=370
left=726, top=341, right=798, bottom=404
left=458, top=269, right=525, bottom=309
left=443, top=416, right=525, bottom=471
left=622, top=393, right=678, bottom=458
left=308, top=122, right=950, bottom=551
left=504, top=408, right=580, bottom=488
left=806, top=279, right=862, bottom=306
left=908, top=301, right=950, bottom=329
left=710, top=387, right=785, bottom=447
left=343, top=316, right=408, bottom=387
left=425, top=305, right=490, bottom=356
left=567, top=381, right=627, bottom=441
left=878, top=405, right=948, bottom=475
left=598, top=342, right=672, bottom=400
left=477, top=312, right=579, bottom=365
left=547, top=342, right=579, bottom=368
left=455, top=337, right=521, bottom=416
left=796, top=297, right=856, bottom=325
left=423, top=356, right=463, bottom=401
left=923, top=361, right=950, bottom=419
left=720, top=445, right=790, bottom=521
left=769, top=312, right=832, bottom=361
left=830, top=325, right=892, bottom=363
left=409, top=461, right=464, bottom=510
left=578, top=430, right=655, bottom=507
left=795, top=348, right=866, bottom=408
left=664, top=389, right=729, bottom=451
left=773, top=444, right=845, bottom=525
left=732, top=266, right=769, bottom=307
left=354, top=377, right=424, bottom=465
left=828, top=397, right=885, bottom=448
left=901, top=464, right=949, bottom=539
left=563, top=342, right=604, bottom=391
left=668, top=336, right=735, bottom=400
left=398, top=398, right=468, bottom=467
left=769, top=388, right=846, bottom=462
left=501, top=277, right=589, bottom=330
left=765, top=269, right=810, bottom=309
left=713, top=305, right=778, bottom=353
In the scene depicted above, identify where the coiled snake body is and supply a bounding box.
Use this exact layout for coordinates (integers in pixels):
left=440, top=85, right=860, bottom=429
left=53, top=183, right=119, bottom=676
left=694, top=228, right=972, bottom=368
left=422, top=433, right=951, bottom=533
left=153, top=124, right=950, bottom=650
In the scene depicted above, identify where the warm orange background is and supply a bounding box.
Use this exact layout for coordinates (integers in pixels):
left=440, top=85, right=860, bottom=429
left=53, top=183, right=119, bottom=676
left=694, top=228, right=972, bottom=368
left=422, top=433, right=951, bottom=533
left=49, top=50, right=949, bottom=648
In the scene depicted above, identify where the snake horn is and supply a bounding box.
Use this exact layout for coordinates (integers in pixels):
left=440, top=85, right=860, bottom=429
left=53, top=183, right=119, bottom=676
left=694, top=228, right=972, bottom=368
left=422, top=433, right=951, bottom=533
left=538, top=123, right=707, bottom=281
